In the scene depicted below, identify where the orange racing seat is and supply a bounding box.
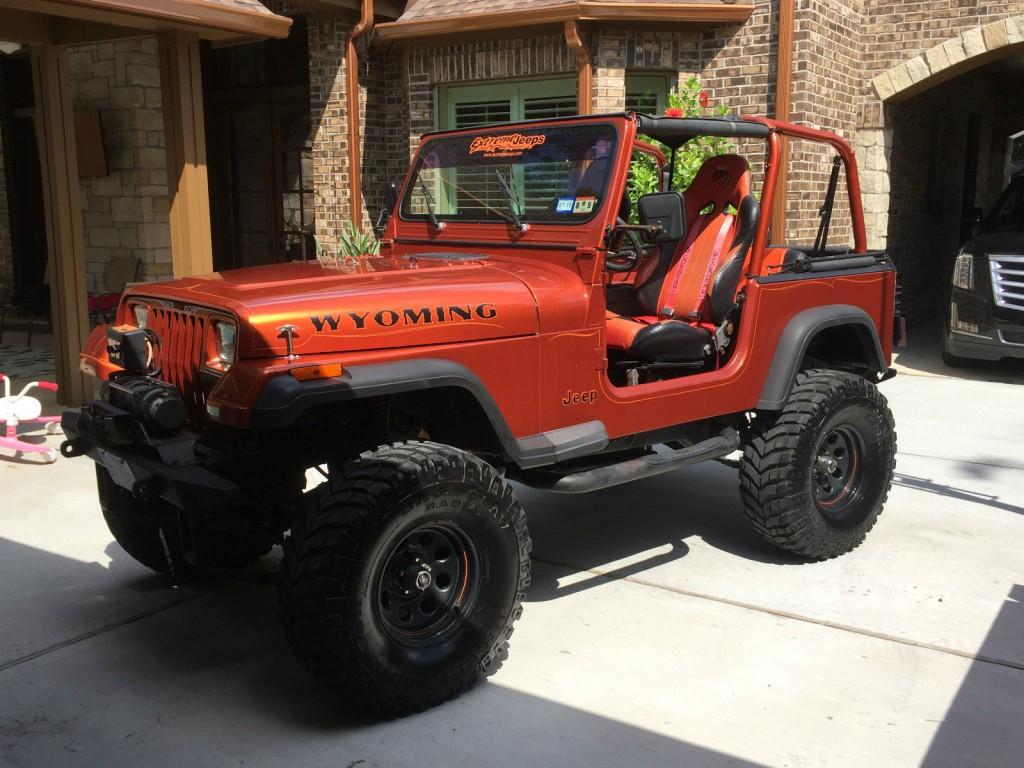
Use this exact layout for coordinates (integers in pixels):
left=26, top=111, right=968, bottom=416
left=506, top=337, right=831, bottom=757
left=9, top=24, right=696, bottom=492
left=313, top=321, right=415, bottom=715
left=606, top=155, right=759, bottom=363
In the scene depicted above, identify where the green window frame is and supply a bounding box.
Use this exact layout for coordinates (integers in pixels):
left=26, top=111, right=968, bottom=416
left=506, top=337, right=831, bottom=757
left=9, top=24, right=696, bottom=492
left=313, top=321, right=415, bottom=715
left=436, top=78, right=578, bottom=216
left=438, top=77, right=577, bottom=130
left=625, top=73, right=671, bottom=115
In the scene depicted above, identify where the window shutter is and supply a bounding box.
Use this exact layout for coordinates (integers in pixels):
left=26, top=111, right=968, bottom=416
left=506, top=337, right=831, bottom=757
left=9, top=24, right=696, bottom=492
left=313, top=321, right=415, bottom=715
left=453, top=100, right=512, bottom=129
left=439, top=78, right=578, bottom=218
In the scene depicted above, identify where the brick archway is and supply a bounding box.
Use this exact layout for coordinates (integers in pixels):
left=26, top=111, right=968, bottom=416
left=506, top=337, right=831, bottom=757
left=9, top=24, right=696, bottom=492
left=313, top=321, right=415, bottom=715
left=872, top=16, right=1024, bottom=104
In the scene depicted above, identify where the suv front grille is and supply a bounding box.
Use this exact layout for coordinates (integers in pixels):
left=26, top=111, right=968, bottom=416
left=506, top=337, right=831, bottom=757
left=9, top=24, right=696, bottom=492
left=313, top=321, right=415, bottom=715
left=989, top=254, right=1024, bottom=312
left=147, top=306, right=208, bottom=417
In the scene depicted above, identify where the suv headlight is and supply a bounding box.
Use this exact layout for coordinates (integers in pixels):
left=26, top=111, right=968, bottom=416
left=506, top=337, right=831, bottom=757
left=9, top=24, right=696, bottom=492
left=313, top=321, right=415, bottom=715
left=952, top=249, right=974, bottom=291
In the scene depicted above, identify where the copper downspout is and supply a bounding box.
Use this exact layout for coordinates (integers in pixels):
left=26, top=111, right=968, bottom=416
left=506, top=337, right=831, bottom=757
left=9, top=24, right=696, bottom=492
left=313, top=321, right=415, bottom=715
left=564, top=20, right=592, bottom=115
left=346, top=0, right=374, bottom=228
left=769, top=0, right=794, bottom=243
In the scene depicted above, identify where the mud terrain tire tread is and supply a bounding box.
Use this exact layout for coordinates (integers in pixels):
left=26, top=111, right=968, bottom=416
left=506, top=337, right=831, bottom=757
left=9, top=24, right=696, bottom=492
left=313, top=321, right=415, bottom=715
left=279, top=441, right=532, bottom=717
left=739, top=369, right=896, bottom=560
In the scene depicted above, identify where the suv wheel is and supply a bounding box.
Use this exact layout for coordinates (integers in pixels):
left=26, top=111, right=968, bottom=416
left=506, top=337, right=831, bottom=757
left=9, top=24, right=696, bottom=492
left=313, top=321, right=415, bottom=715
left=96, top=466, right=270, bottom=580
left=739, top=370, right=896, bottom=560
left=279, top=441, right=532, bottom=717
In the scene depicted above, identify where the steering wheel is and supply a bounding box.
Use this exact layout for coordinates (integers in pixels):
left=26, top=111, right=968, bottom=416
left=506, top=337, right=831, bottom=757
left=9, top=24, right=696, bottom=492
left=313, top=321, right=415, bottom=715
left=605, top=217, right=645, bottom=273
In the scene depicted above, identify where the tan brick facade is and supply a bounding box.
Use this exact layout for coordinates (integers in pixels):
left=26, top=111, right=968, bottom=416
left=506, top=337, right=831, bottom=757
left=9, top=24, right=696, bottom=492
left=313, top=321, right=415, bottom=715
left=3, top=1, right=1020, bottom=329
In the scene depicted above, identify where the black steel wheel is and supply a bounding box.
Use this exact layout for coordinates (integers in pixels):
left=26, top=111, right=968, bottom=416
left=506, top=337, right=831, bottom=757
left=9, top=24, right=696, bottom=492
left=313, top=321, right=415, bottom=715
left=376, top=523, right=480, bottom=646
left=280, top=442, right=532, bottom=717
left=812, top=425, right=866, bottom=519
left=740, top=369, right=896, bottom=560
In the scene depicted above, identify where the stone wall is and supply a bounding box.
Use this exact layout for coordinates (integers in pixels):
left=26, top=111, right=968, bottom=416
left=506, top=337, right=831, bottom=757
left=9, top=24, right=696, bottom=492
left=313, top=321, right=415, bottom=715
left=67, top=38, right=172, bottom=289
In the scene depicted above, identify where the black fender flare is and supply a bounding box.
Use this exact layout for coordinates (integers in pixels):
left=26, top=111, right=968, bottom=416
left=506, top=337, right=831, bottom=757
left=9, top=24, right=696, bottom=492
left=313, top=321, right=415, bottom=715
left=757, top=305, right=887, bottom=410
left=249, top=358, right=607, bottom=469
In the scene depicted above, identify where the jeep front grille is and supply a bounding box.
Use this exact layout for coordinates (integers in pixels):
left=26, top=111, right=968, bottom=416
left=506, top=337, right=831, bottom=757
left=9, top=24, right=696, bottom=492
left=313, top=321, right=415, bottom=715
left=147, top=306, right=208, bottom=417
left=989, top=254, right=1024, bottom=312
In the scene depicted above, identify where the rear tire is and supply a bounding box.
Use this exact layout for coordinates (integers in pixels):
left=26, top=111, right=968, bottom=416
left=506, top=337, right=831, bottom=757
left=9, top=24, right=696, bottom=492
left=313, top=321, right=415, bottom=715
left=739, top=370, right=896, bottom=560
left=279, top=441, right=532, bottom=717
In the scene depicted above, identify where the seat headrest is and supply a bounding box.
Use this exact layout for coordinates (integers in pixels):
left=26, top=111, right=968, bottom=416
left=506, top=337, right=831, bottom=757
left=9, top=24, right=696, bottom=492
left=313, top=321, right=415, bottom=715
left=684, top=155, right=751, bottom=219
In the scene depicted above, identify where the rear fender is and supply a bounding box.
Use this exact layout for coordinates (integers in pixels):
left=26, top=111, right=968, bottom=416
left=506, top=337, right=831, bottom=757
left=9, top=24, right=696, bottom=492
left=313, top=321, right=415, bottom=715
left=758, top=305, right=887, bottom=410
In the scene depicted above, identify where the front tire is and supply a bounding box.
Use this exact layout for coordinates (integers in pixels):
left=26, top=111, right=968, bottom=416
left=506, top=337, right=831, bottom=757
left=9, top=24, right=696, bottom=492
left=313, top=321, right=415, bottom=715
left=279, top=442, right=532, bottom=717
left=96, top=465, right=270, bottom=579
left=739, top=370, right=896, bottom=560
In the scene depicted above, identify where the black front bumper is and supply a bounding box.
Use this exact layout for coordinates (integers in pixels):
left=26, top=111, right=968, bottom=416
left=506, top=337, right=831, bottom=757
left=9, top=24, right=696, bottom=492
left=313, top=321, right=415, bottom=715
left=62, top=403, right=240, bottom=510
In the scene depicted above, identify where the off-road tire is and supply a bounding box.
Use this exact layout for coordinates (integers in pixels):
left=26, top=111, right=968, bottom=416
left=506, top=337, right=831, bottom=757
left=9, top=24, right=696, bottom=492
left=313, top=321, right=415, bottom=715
left=96, top=466, right=270, bottom=579
left=739, top=370, right=896, bottom=560
left=279, top=441, right=532, bottom=717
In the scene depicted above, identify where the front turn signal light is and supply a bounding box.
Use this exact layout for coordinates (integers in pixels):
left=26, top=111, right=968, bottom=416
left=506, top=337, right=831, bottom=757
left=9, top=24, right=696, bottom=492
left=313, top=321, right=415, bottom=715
left=290, top=363, right=344, bottom=381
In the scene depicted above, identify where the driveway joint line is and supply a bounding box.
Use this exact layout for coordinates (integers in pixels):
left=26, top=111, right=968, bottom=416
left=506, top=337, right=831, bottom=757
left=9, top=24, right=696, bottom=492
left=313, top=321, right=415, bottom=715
left=0, top=589, right=212, bottom=675
left=533, top=556, right=1024, bottom=674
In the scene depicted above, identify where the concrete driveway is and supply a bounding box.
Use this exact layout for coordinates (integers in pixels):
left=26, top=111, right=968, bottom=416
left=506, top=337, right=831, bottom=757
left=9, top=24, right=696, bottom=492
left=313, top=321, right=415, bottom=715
left=1, top=369, right=1022, bottom=767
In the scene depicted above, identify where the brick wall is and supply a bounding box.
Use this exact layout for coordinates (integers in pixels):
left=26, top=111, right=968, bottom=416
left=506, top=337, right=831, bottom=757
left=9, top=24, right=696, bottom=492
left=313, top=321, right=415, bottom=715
left=863, top=0, right=1024, bottom=76
left=67, top=38, right=172, bottom=289
left=307, top=12, right=358, bottom=251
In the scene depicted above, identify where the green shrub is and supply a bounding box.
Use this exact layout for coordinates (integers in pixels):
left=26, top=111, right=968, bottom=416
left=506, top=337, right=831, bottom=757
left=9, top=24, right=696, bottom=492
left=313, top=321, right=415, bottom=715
left=628, top=76, right=735, bottom=220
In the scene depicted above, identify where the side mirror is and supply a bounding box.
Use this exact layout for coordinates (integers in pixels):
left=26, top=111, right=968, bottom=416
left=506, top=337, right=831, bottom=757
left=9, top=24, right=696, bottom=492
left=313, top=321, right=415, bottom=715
left=638, top=191, right=686, bottom=243
left=375, top=182, right=399, bottom=235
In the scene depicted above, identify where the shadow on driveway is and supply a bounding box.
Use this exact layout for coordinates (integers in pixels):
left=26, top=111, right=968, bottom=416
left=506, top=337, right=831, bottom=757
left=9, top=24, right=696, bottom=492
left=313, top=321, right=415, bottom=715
left=0, top=536, right=768, bottom=767
left=922, top=583, right=1024, bottom=768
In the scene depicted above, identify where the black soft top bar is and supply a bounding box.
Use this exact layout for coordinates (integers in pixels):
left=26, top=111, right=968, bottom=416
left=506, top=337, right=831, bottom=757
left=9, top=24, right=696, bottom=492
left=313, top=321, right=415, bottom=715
left=635, top=114, right=772, bottom=147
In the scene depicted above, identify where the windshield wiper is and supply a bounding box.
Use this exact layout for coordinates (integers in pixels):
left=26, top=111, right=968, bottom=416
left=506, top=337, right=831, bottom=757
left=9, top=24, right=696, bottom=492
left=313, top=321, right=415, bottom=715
left=494, top=169, right=529, bottom=234
left=418, top=177, right=445, bottom=232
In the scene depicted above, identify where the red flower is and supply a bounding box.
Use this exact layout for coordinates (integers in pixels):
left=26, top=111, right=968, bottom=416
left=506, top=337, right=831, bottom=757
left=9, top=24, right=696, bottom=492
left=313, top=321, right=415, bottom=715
left=699, top=90, right=710, bottom=108
left=664, top=107, right=683, bottom=118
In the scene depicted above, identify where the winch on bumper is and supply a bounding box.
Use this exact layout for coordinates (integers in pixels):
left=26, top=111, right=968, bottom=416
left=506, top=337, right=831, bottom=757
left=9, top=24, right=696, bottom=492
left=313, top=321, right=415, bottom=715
left=61, top=377, right=241, bottom=511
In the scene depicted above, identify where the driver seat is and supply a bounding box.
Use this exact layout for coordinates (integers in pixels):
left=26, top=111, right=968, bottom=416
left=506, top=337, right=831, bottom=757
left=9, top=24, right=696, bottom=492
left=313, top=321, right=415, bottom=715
left=606, top=155, right=758, bottom=364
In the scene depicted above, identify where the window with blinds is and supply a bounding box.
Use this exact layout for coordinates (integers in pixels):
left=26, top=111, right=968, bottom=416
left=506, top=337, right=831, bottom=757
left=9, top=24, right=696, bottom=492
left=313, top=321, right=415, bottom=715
left=625, top=73, right=670, bottom=115
left=440, top=79, right=577, bottom=216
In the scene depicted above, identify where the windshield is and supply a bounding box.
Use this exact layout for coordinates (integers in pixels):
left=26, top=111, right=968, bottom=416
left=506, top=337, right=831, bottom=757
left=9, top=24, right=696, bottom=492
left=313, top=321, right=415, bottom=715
left=401, top=123, right=619, bottom=226
left=985, top=178, right=1024, bottom=232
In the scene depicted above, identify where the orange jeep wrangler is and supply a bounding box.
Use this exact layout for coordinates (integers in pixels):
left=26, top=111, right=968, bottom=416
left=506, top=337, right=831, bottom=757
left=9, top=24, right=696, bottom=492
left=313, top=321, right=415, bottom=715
left=63, top=113, right=899, bottom=716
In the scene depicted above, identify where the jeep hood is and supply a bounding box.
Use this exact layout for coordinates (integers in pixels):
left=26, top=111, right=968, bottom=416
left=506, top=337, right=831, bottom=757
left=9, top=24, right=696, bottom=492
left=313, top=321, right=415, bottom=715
left=125, top=258, right=541, bottom=357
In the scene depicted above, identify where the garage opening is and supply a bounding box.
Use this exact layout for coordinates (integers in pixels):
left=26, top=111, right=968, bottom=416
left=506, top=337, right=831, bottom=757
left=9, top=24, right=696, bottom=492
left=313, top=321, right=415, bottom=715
left=886, top=56, right=1024, bottom=327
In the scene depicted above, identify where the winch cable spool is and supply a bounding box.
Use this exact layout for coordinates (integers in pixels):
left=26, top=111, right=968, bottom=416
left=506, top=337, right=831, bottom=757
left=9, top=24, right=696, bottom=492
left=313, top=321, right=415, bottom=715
left=103, top=375, right=187, bottom=436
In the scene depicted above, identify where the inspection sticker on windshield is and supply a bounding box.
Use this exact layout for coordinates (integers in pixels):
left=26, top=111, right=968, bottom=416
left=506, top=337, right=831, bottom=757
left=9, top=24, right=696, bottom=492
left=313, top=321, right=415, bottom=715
left=555, top=197, right=575, bottom=214
left=573, top=196, right=597, bottom=214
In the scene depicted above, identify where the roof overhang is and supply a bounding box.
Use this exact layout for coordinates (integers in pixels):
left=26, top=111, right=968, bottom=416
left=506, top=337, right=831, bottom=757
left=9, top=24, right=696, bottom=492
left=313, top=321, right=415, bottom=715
left=0, top=0, right=292, bottom=45
left=376, top=1, right=754, bottom=41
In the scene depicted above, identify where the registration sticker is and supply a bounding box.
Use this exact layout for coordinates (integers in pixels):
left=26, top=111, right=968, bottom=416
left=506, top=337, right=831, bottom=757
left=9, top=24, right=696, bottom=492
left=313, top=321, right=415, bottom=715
left=573, top=196, right=597, bottom=214
left=555, top=197, right=576, bottom=213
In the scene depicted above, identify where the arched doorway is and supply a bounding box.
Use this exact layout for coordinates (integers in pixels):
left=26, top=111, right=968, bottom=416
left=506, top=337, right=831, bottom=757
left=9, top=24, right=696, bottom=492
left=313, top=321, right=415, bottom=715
left=864, top=17, right=1024, bottom=328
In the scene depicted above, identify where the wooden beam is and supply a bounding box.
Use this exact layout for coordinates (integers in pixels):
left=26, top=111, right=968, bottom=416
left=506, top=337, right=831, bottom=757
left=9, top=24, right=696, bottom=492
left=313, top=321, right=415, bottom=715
left=0, top=9, right=53, bottom=44
left=159, top=30, right=213, bottom=278
left=31, top=45, right=90, bottom=406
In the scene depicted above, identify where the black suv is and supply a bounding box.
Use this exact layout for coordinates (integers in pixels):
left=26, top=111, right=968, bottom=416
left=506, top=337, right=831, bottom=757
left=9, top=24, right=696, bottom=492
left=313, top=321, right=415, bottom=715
left=945, top=173, right=1024, bottom=364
